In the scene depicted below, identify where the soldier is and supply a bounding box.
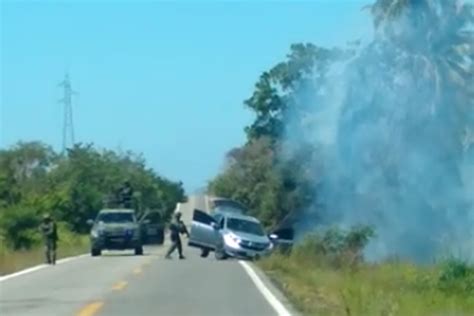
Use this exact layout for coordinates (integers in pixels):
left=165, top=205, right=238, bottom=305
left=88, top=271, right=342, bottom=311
left=118, top=181, right=134, bottom=209
left=39, top=213, right=58, bottom=265
left=165, top=211, right=189, bottom=259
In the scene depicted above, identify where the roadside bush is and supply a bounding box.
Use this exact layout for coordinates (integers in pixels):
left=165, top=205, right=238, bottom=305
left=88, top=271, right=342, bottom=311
left=0, top=206, right=87, bottom=251
left=292, top=225, right=375, bottom=269
left=0, top=206, right=41, bottom=250
left=438, top=258, right=474, bottom=294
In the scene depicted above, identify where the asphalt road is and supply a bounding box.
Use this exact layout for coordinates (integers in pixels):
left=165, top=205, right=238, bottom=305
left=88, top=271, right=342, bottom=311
left=0, top=195, right=295, bottom=316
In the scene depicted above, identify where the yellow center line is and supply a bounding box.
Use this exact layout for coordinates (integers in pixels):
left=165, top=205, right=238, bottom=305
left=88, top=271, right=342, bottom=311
left=133, top=267, right=142, bottom=275
left=77, top=301, right=104, bottom=316
left=111, top=280, right=128, bottom=291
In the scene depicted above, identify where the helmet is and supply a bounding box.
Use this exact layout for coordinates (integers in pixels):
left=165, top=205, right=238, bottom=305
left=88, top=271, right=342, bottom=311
left=43, top=213, right=51, bottom=220
left=174, top=211, right=182, bottom=218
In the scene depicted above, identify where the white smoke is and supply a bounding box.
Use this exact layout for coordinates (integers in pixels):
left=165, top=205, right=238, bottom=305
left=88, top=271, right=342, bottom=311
left=283, top=6, right=474, bottom=263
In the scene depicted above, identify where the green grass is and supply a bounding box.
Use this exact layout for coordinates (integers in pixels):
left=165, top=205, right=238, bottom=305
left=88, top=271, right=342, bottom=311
left=259, top=253, right=474, bottom=316
left=0, top=234, right=89, bottom=276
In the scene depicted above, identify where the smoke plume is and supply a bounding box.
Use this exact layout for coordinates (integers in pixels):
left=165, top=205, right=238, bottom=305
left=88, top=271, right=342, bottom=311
left=284, top=4, right=474, bottom=263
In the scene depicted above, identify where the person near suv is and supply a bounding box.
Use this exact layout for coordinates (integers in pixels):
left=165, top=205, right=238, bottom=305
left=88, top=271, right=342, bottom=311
left=165, top=211, right=189, bottom=259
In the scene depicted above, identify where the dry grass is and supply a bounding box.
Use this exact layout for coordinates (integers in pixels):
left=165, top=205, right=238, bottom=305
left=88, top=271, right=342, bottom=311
left=0, top=235, right=89, bottom=276
left=259, top=253, right=474, bottom=316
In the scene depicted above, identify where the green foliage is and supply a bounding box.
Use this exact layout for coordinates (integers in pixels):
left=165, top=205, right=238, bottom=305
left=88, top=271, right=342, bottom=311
left=260, top=247, right=474, bottom=316
left=0, top=141, right=186, bottom=248
left=244, top=43, right=349, bottom=141
left=292, top=226, right=376, bottom=269
left=208, top=137, right=285, bottom=227
left=0, top=206, right=41, bottom=249
left=438, top=258, right=474, bottom=294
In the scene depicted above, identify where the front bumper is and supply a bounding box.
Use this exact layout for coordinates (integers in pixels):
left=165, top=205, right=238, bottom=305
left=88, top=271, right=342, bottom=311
left=92, top=235, right=141, bottom=250
left=223, top=243, right=273, bottom=259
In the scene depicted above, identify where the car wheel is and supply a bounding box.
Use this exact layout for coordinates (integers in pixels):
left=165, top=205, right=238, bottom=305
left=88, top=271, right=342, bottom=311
left=91, top=248, right=101, bottom=257
left=135, top=246, right=144, bottom=255
left=214, top=245, right=227, bottom=260
left=200, top=249, right=210, bottom=258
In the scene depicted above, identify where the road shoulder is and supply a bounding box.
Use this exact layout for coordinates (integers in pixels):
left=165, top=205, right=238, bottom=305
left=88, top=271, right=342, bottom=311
left=239, top=260, right=301, bottom=316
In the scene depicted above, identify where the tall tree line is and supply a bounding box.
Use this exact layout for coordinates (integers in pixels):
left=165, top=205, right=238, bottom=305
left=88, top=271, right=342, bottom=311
left=0, top=141, right=186, bottom=249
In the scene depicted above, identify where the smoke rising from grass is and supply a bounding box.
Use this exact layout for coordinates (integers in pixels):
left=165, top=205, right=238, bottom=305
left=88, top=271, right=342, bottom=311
left=284, top=5, right=474, bottom=263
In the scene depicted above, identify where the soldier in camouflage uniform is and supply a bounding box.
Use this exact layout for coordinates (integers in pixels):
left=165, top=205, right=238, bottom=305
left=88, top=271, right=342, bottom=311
left=118, top=181, right=134, bottom=209
left=165, top=211, right=189, bottom=259
left=40, top=213, right=58, bottom=265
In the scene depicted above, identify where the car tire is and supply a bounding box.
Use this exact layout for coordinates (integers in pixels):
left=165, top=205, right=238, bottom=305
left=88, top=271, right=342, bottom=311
left=91, top=248, right=101, bottom=257
left=214, top=245, right=227, bottom=260
left=135, top=246, right=144, bottom=255
left=200, top=249, right=210, bottom=258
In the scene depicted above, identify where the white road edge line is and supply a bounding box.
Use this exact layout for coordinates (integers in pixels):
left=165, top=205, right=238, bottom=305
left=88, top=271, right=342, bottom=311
left=0, top=254, right=87, bottom=282
left=239, top=260, right=292, bottom=316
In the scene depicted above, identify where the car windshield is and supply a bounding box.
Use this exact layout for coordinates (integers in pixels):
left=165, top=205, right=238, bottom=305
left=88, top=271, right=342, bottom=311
left=226, top=218, right=265, bottom=236
left=97, top=212, right=134, bottom=223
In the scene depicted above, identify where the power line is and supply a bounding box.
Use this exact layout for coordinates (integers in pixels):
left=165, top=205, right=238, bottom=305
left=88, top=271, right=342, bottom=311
left=58, top=73, right=77, bottom=153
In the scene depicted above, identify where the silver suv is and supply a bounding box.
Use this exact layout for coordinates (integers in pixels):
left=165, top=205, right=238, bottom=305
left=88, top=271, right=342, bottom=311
left=87, top=209, right=145, bottom=256
left=188, top=209, right=275, bottom=260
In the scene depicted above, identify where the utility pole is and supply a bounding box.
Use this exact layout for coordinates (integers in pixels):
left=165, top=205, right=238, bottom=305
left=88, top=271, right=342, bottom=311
left=59, top=73, right=77, bottom=153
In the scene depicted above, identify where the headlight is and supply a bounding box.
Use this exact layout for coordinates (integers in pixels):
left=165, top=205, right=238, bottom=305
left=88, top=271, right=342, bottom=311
left=223, top=233, right=241, bottom=249
left=92, top=229, right=106, bottom=238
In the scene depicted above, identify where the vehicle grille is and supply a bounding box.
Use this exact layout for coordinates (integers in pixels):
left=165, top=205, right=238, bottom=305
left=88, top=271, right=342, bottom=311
left=239, top=240, right=269, bottom=251
left=104, top=228, right=126, bottom=237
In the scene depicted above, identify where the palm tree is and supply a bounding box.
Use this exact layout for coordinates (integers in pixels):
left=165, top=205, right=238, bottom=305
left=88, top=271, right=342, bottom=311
left=365, top=0, right=474, bottom=111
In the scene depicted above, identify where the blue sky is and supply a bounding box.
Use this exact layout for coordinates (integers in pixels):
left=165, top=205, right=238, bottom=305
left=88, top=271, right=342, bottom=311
left=1, top=0, right=371, bottom=192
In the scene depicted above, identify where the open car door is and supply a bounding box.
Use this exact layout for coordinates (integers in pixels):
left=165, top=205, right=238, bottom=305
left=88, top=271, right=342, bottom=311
left=188, top=209, right=218, bottom=250
left=270, top=227, right=295, bottom=253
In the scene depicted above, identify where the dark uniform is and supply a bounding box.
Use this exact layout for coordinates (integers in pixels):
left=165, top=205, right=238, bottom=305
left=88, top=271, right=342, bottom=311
left=40, top=214, right=58, bottom=264
left=118, top=181, right=134, bottom=209
left=165, top=212, right=189, bottom=259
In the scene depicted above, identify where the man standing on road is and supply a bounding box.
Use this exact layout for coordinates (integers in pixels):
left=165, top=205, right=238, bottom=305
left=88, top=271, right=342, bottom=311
left=165, top=211, right=189, bottom=259
left=40, top=213, right=58, bottom=265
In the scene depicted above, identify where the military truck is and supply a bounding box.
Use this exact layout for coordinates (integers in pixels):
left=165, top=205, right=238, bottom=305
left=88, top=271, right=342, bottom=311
left=87, top=208, right=147, bottom=256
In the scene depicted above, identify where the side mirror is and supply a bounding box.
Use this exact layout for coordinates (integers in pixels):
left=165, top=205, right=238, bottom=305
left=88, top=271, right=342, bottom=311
left=211, top=222, right=219, bottom=230
left=87, top=219, right=94, bottom=226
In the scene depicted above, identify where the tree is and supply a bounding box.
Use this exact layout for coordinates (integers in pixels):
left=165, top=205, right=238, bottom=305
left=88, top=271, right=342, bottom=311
left=0, top=141, right=186, bottom=247
left=209, top=137, right=283, bottom=227
left=367, top=0, right=474, bottom=109
left=244, top=43, right=348, bottom=142
left=209, top=1, right=474, bottom=261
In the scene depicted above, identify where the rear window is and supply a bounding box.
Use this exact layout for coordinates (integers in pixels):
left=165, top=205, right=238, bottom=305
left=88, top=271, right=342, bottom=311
left=214, top=206, right=244, bottom=214
left=97, top=212, right=135, bottom=223
left=213, top=199, right=247, bottom=212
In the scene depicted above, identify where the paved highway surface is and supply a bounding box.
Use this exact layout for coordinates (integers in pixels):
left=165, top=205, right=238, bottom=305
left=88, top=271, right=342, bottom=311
left=0, top=196, right=296, bottom=316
